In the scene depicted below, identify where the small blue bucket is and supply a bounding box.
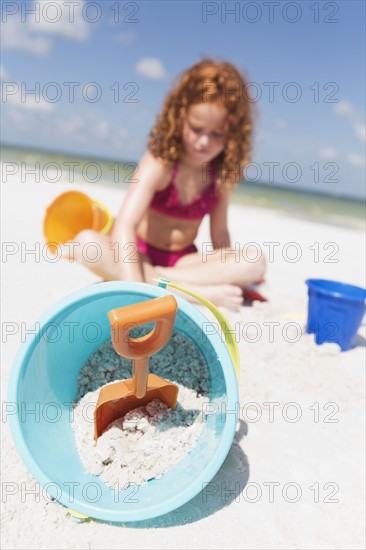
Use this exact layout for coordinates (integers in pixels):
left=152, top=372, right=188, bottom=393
left=8, top=282, right=239, bottom=522
left=305, top=279, right=366, bottom=351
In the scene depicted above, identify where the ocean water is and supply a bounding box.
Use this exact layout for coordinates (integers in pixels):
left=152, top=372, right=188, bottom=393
left=2, top=144, right=364, bottom=231
left=231, top=182, right=365, bottom=231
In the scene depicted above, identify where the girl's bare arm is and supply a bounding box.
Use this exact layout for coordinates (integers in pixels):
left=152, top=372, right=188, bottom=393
left=209, top=188, right=231, bottom=249
left=110, top=151, right=169, bottom=281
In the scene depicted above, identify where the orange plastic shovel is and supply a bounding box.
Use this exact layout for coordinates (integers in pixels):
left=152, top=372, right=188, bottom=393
left=94, top=295, right=179, bottom=441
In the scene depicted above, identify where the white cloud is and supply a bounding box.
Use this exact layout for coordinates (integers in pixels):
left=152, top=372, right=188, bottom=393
left=135, top=58, right=167, bottom=80
left=1, top=1, right=89, bottom=57
left=318, top=147, right=338, bottom=159
left=56, top=114, right=85, bottom=136
left=333, top=100, right=365, bottom=143
left=54, top=113, right=127, bottom=149
left=116, top=32, right=137, bottom=44
left=0, top=65, right=9, bottom=79
left=275, top=118, right=287, bottom=129
left=333, top=100, right=356, bottom=117
left=1, top=17, right=52, bottom=56
left=8, top=108, right=26, bottom=124
left=346, top=153, right=365, bottom=167
left=2, top=89, right=55, bottom=112
left=93, top=119, right=109, bottom=139
left=354, top=122, right=366, bottom=143
left=29, top=0, right=89, bottom=41
left=112, top=127, right=128, bottom=149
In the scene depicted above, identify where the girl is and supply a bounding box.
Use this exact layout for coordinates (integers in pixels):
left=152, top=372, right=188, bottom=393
left=73, top=59, right=266, bottom=309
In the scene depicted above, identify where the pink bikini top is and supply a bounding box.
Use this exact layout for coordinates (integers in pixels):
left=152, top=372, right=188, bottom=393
left=149, top=160, right=220, bottom=220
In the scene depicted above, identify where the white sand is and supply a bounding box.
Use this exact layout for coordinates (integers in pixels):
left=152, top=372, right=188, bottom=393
left=1, top=170, right=365, bottom=549
left=73, top=391, right=208, bottom=487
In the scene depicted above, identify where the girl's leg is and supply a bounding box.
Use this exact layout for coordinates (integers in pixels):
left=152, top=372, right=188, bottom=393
left=150, top=247, right=265, bottom=309
left=157, top=245, right=266, bottom=287
left=69, top=230, right=264, bottom=309
left=64, top=230, right=122, bottom=280
left=67, top=230, right=205, bottom=287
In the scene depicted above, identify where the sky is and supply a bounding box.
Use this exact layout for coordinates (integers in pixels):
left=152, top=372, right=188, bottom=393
left=1, top=0, right=365, bottom=198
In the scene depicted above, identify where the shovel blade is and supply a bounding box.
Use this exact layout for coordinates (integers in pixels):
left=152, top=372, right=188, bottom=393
left=94, top=374, right=179, bottom=441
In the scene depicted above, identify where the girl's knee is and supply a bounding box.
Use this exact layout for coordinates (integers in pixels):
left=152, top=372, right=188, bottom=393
left=243, top=246, right=267, bottom=281
left=71, top=230, right=105, bottom=264
left=257, top=250, right=267, bottom=280
left=74, top=229, right=98, bottom=246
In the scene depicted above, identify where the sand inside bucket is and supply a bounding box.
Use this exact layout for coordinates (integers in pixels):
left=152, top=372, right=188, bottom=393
left=72, top=330, right=210, bottom=487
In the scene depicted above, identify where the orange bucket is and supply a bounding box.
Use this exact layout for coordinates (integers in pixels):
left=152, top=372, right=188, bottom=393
left=43, top=191, right=113, bottom=254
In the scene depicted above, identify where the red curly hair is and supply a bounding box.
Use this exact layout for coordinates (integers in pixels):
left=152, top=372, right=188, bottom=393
left=148, top=58, right=255, bottom=190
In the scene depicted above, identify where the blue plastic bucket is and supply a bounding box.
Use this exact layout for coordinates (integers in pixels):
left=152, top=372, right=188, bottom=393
left=8, top=282, right=239, bottom=522
left=305, top=279, right=366, bottom=351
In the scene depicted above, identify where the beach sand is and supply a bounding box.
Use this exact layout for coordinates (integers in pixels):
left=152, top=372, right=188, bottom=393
left=1, top=172, right=365, bottom=549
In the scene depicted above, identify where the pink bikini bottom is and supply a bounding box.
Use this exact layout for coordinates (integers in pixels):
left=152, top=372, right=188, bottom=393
left=136, top=236, right=197, bottom=267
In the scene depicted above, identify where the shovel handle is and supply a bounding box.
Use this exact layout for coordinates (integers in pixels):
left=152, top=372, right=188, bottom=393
left=133, top=357, right=149, bottom=398
left=108, top=295, right=178, bottom=359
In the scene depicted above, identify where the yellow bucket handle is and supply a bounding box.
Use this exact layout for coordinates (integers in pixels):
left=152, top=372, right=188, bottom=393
left=154, top=278, right=240, bottom=381
left=92, top=199, right=114, bottom=235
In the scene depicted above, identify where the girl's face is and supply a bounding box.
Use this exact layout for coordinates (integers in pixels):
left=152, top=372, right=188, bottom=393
left=181, top=102, right=227, bottom=165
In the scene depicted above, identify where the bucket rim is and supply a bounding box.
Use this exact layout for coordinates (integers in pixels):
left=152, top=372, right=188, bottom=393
left=8, top=281, right=239, bottom=522
left=305, top=278, right=366, bottom=303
